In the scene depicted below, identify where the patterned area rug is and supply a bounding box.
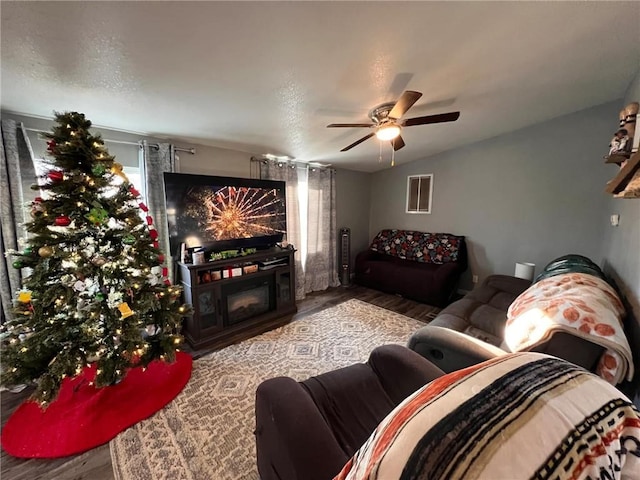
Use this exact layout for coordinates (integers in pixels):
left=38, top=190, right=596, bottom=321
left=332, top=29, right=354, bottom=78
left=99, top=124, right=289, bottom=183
left=110, top=299, right=436, bottom=480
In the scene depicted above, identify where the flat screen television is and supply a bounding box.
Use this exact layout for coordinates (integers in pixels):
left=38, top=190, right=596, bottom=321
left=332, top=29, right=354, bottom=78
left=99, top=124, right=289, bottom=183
left=163, top=172, right=287, bottom=256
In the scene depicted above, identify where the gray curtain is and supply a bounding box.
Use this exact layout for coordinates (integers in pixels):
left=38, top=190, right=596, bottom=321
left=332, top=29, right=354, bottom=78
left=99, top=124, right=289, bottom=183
left=260, top=160, right=338, bottom=299
left=304, top=167, right=339, bottom=293
left=260, top=160, right=305, bottom=299
left=139, top=141, right=176, bottom=282
left=0, top=120, right=36, bottom=323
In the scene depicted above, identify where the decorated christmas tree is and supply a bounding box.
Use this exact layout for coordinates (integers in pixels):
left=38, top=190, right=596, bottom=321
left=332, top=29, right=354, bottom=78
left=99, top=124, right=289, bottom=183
left=0, top=111, right=189, bottom=405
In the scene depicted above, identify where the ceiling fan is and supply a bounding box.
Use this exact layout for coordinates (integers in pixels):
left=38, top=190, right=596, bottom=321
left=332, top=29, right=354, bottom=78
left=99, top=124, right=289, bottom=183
left=327, top=90, right=460, bottom=152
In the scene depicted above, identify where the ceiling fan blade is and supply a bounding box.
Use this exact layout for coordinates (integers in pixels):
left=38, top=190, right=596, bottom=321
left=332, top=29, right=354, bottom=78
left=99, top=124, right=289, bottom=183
left=391, top=135, right=405, bottom=151
left=341, top=133, right=375, bottom=152
left=327, top=123, right=375, bottom=128
left=389, top=90, right=423, bottom=119
left=402, top=111, right=460, bottom=127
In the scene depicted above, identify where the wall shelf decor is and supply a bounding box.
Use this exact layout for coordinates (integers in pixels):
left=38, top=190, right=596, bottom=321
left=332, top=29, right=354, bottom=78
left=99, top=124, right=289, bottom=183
left=605, top=101, right=639, bottom=198
left=605, top=150, right=640, bottom=197
left=604, top=153, right=631, bottom=166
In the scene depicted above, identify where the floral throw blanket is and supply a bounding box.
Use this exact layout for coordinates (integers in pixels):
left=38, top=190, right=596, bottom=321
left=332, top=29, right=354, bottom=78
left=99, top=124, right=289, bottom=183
left=369, top=229, right=464, bottom=264
left=505, top=273, right=634, bottom=384
left=335, top=353, right=640, bottom=480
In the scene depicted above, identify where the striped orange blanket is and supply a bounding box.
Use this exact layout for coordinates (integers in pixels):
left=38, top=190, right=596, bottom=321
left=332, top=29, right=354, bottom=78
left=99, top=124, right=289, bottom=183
left=335, top=353, right=639, bottom=480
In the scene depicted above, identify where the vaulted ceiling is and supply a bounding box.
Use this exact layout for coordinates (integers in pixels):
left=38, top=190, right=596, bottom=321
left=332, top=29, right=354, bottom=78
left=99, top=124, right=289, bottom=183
left=2, top=1, right=639, bottom=172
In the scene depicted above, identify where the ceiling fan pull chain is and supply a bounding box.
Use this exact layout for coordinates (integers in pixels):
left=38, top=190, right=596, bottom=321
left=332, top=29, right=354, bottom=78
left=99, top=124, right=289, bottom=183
left=379, top=141, right=383, bottom=163
left=391, top=144, right=395, bottom=167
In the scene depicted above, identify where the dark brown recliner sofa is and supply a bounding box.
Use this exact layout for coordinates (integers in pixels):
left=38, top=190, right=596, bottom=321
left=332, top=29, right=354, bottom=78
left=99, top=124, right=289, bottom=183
left=408, top=258, right=607, bottom=373
left=354, top=229, right=467, bottom=308
left=254, top=344, right=445, bottom=480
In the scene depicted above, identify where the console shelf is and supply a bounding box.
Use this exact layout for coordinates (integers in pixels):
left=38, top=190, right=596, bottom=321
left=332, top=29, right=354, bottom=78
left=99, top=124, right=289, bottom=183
left=177, top=247, right=296, bottom=350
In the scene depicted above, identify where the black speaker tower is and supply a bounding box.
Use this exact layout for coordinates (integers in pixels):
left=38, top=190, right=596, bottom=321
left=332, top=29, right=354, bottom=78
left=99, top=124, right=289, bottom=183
left=339, top=227, right=351, bottom=286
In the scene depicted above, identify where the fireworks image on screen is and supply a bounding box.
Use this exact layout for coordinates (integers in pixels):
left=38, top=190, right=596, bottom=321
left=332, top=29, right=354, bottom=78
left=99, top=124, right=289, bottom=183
left=184, top=186, right=286, bottom=241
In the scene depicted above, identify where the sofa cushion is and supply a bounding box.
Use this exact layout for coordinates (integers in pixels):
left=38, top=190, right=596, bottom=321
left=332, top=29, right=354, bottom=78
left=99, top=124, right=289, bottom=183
left=429, top=275, right=531, bottom=346
left=369, top=229, right=464, bottom=264
left=465, top=274, right=531, bottom=308
left=334, top=353, right=640, bottom=480
left=302, top=364, right=395, bottom=457
left=430, top=300, right=505, bottom=345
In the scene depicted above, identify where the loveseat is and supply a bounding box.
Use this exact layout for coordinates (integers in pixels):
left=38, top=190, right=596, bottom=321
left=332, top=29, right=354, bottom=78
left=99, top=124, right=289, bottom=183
left=354, top=229, right=467, bottom=307
left=408, top=254, right=634, bottom=385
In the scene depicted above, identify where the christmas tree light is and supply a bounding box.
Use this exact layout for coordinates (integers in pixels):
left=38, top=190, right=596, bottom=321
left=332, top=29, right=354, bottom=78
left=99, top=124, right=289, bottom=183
left=0, top=111, right=191, bottom=405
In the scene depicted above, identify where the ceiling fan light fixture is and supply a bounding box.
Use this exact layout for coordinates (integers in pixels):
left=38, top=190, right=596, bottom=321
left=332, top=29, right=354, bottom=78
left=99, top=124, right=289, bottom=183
left=375, top=124, right=401, bottom=141
left=328, top=90, right=459, bottom=152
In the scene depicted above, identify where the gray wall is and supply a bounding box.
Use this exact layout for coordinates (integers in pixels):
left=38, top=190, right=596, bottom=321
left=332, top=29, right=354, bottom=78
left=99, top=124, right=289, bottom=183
left=369, top=101, right=619, bottom=291
left=335, top=168, right=372, bottom=276
left=601, top=71, right=640, bottom=404
left=178, top=144, right=253, bottom=178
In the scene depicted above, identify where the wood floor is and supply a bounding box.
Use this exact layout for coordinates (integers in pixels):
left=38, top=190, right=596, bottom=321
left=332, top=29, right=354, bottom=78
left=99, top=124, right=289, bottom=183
left=0, top=285, right=439, bottom=480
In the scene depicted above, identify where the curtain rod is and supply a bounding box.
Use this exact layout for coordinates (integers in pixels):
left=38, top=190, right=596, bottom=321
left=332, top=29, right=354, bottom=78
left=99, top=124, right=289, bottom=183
left=24, top=127, right=195, bottom=154
left=250, top=156, right=333, bottom=170
left=143, top=143, right=196, bottom=155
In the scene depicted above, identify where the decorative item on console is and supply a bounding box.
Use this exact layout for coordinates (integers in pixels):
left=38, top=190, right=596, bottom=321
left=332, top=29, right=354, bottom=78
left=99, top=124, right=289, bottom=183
left=276, top=233, right=289, bottom=249
left=197, top=269, right=222, bottom=284
left=609, top=128, right=630, bottom=156
left=192, top=250, right=206, bottom=265
left=624, top=102, right=639, bottom=154
left=243, top=263, right=259, bottom=274
left=609, top=102, right=639, bottom=160
left=222, top=266, right=243, bottom=279
left=180, top=244, right=260, bottom=264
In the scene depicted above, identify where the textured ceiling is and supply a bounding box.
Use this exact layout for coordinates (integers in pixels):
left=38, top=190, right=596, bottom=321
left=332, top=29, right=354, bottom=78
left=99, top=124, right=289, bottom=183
left=2, top=1, right=639, bottom=172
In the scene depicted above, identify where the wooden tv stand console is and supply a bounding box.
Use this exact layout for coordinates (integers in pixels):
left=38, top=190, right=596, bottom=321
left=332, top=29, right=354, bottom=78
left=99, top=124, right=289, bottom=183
left=177, top=247, right=297, bottom=350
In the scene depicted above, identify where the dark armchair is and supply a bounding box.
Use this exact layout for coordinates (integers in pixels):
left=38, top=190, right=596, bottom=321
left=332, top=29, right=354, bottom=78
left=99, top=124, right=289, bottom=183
left=254, top=345, right=445, bottom=480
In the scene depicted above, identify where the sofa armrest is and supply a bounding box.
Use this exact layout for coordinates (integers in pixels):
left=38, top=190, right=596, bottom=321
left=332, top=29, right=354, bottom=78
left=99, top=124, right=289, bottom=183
left=407, top=326, right=508, bottom=373
left=255, top=376, right=349, bottom=480
left=354, top=249, right=372, bottom=271
left=428, top=261, right=466, bottom=306
left=433, top=260, right=465, bottom=284
left=368, top=345, right=445, bottom=405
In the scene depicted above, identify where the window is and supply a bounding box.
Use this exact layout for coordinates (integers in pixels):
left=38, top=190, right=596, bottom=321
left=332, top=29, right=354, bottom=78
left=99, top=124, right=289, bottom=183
left=32, top=158, right=144, bottom=202
left=406, top=174, right=433, bottom=214
left=119, top=165, right=144, bottom=200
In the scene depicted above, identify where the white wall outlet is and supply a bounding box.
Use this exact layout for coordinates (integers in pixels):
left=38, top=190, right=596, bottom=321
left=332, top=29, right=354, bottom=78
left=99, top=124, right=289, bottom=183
left=610, top=214, right=620, bottom=226
left=472, top=274, right=479, bottom=284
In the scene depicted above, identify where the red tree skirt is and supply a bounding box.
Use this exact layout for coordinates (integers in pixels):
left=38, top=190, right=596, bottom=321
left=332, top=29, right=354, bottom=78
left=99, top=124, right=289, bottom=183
left=1, top=351, right=192, bottom=458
